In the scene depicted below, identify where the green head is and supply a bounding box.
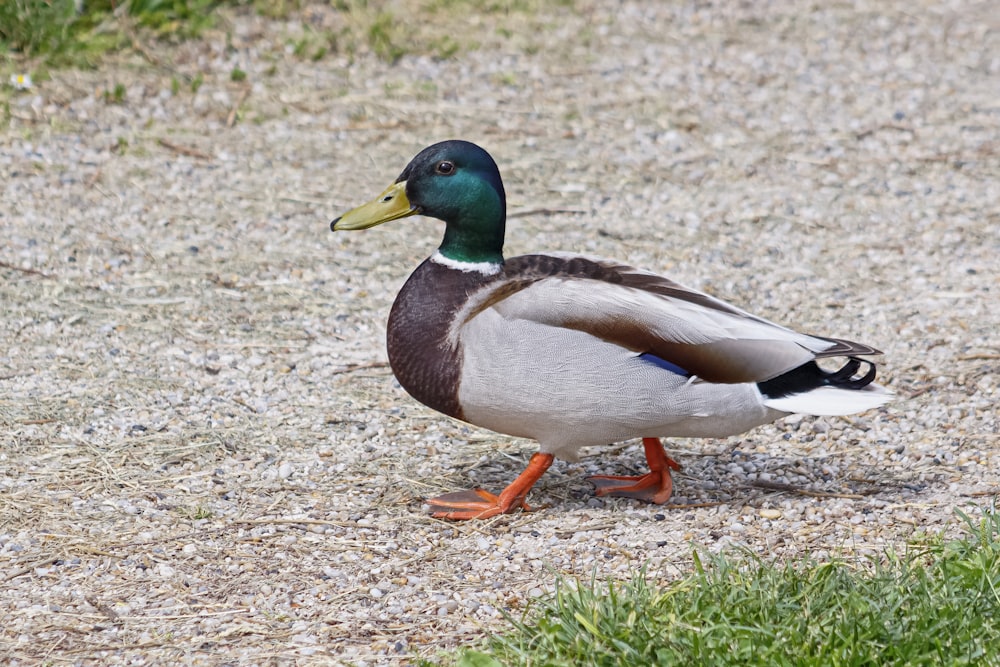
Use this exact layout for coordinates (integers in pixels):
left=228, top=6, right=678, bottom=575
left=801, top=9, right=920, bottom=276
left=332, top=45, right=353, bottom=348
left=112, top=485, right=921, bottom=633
left=331, top=140, right=507, bottom=264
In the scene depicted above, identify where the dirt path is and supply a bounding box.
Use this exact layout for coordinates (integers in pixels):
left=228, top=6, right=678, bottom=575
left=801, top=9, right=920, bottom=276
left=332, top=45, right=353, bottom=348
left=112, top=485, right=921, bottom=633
left=2, top=1, right=998, bottom=663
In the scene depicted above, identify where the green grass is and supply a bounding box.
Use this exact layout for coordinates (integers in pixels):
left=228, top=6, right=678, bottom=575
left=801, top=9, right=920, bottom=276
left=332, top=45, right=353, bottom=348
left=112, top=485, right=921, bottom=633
left=0, top=0, right=106, bottom=67
left=0, top=0, right=216, bottom=66
left=439, top=508, right=1000, bottom=666
left=1, top=0, right=573, bottom=70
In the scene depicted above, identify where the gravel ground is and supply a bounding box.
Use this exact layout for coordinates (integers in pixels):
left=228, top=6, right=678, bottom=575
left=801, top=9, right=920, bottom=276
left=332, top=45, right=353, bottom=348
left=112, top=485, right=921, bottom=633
left=2, top=0, right=998, bottom=664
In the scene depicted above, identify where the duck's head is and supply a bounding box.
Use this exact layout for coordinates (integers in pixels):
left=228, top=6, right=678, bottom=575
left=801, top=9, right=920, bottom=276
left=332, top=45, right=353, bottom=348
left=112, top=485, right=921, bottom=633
left=331, top=140, right=507, bottom=264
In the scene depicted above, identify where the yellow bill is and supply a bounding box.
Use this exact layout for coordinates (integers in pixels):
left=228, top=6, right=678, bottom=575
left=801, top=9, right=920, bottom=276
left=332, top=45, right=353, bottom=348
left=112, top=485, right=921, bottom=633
left=330, top=181, right=417, bottom=231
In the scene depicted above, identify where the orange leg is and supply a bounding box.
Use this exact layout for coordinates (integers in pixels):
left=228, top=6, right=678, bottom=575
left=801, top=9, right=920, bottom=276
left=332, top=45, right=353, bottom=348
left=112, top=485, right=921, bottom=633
left=427, top=452, right=555, bottom=520
left=588, top=438, right=681, bottom=505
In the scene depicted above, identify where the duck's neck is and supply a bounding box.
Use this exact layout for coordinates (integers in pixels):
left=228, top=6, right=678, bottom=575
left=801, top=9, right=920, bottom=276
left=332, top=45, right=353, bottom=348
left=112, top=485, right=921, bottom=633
left=437, top=210, right=505, bottom=266
left=430, top=251, right=503, bottom=275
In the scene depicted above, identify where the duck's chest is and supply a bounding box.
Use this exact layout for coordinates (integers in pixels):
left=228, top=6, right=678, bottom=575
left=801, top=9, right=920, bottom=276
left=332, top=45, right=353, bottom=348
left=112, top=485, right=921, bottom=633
left=386, top=259, right=495, bottom=421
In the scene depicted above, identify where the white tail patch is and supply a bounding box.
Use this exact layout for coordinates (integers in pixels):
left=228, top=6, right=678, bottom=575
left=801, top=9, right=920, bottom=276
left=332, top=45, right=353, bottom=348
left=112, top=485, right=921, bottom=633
left=763, top=385, right=893, bottom=416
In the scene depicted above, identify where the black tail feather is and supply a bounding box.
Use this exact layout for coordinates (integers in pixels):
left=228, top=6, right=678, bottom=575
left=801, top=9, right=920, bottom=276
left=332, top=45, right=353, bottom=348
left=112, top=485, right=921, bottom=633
left=758, top=357, right=877, bottom=399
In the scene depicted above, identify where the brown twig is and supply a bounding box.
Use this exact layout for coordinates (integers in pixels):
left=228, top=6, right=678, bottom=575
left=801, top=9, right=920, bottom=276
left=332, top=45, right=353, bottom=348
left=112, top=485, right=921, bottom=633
left=855, top=123, right=915, bottom=140
left=85, top=168, right=102, bottom=188
left=750, top=479, right=873, bottom=500
left=330, top=361, right=391, bottom=375
left=230, top=397, right=258, bottom=413
left=0, top=260, right=53, bottom=279
left=508, top=208, right=588, bottom=219
left=63, top=641, right=171, bottom=655
left=157, top=139, right=212, bottom=160
left=554, top=522, right=620, bottom=537
left=662, top=501, right=727, bottom=510
left=112, top=526, right=233, bottom=549
left=85, top=596, right=121, bottom=623
left=233, top=518, right=353, bottom=528
left=4, top=556, right=60, bottom=583
left=907, top=385, right=934, bottom=399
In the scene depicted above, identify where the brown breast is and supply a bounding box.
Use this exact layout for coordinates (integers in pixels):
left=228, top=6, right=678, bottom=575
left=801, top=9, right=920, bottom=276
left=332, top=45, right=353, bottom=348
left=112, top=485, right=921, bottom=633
left=386, top=258, right=500, bottom=420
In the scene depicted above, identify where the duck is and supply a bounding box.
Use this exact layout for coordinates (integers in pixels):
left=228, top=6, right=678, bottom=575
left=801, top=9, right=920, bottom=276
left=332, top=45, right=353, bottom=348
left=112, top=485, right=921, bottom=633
left=330, top=139, right=891, bottom=520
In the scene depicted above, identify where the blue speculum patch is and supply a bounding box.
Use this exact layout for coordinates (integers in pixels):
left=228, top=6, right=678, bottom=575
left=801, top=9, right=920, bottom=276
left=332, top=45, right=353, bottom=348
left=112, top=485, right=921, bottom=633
left=639, top=352, right=690, bottom=377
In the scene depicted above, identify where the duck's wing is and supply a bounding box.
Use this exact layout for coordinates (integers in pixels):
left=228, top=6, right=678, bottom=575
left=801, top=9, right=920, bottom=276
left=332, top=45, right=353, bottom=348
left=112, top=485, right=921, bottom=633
left=459, top=253, right=880, bottom=385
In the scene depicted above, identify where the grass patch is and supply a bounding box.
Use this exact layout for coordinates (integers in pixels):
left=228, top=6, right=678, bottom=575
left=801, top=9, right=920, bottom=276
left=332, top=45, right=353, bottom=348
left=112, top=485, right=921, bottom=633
left=0, top=0, right=79, bottom=59
left=277, top=0, right=567, bottom=65
left=1, top=1, right=106, bottom=66
left=0, top=0, right=218, bottom=67
left=1, top=0, right=574, bottom=70
left=441, top=508, right=1000, bottom=666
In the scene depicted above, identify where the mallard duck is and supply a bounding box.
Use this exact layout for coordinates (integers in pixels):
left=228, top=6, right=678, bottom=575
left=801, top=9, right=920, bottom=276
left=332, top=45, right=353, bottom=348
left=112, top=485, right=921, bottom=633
left=331, top=140, right=891, bottom=520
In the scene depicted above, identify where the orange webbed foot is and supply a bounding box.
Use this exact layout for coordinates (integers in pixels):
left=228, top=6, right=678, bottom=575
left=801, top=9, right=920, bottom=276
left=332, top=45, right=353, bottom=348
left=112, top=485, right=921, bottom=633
left=426, top=452, right=554, bottom=521
left=588, top=438, right=682, bottom=505
left=588, top=470, right=676, bottom=504
left=427, top=489, right=530, bottom=520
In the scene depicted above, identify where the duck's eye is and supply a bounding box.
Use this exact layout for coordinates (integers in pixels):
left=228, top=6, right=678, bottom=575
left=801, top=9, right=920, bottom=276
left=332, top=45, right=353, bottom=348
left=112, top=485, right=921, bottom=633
left=435, top=160, right=455, bottom=175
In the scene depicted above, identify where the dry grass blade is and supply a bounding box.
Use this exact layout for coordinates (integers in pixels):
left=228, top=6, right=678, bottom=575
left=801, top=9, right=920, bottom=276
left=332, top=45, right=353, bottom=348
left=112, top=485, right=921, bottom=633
left=226, top=85, right=251, bottom=128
